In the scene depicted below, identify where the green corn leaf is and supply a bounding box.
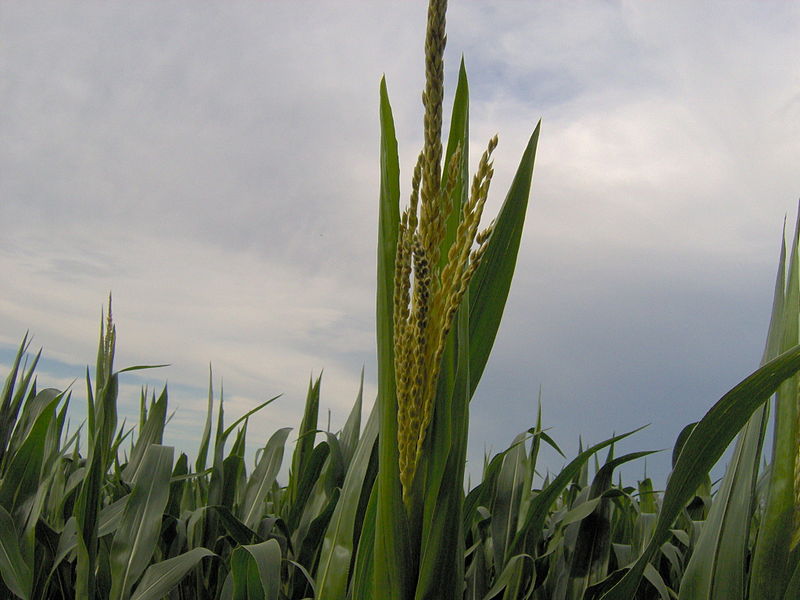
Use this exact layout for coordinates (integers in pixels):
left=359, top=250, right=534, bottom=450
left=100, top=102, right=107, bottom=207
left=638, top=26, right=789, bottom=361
left=5, top=387, right=60, bottom=461
left=566, top=451, right=657, bottom=599
left=48, top=494, right=129, bottom=589
left=288, top=375, right=321, bottom=509
left=560, top=497, right=605, bottom=528
left=465, top=434, right=532, bottom=530
left=291, top=437, right=344, bottom=570
left=468, top=121, right=540, bottom=396
left=0, top=335, right=39, bottom=469
left=211, top=504, right=261, bottom=545
left=0, top=505, right=32, bottom=600
left=240, top=427, right=291, bottom=530
left=166, top=451, right=188, bottom=518
left=750, top=211, right=800, bottom=600
left=441, top=58, right=470, bottom=256
left=129, top=548, right=216, bottom=600
left=137, top=387, right=147, bottom=433
left=511, top=427, right=645, bottom=556
left=465, top=530, right=489, bottom=599
left=98, top=494, right=129, bottom=538
left=222, top=442, right=246, bottom=512
left=315, top=405, right=379, bottom=600
left=642, top=563, right=672, bottom=600
left=371, top=75, right=411, bottom=600
left=679, top=227, right=790, bottom=600
left=117, top=364, right=169, bottom=374
left=204, top=378, right=227, bottom=552
left=350, top=480, right=379, bottom=599
left=481, top=554, right=534, bottom=600
left=196, top=366, right=215, bottom=472
left=122, top=386, right=168, bottom=483
left=491, top=432, right=529, bottom=569
left=783, top=559, right=800, bottom=600
left=109, top=444, right=174, bottom=600
left=599, top=343, right=800, bottom=600
left=287, top=559, right=317, bottom=599
left=0, top=389, right=61, bottom=528
left=293, top=487, right=341, bottom=597
left=231, top=539, right=282, bottom=600
left=339, top=369, right=364, bottom=468
left=209, top=379, right=226, bottom=505
left=222, top=394, right=281, bottom=441
left=288, top=439, right=330, bottom=529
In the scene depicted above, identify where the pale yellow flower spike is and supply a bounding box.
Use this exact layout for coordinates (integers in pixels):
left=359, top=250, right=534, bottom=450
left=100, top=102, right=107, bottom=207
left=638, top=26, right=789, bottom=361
left=393, top=0, right=501, bottom=508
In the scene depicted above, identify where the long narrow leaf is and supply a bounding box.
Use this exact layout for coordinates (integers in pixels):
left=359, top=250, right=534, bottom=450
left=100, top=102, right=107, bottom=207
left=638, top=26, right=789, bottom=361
left=750, top=211, right=800, bottom=600
left=679, top=228, right=789, bottom=600
left=0, top=505, right=32, bottom=600
left=511, top=427, right=645, bottom=556
left=109, top=444, right=174, bottom=600
left=240, top=428, right=291, bottom=530
left=371, top=75, right=411, bottom=600
left=600, top=343, right=800, bottom=599
left=315, top=405, right=379, bottom=599
left=130, top=548, right=216, bottom=600
left=468, top=122, right=540, bottom=396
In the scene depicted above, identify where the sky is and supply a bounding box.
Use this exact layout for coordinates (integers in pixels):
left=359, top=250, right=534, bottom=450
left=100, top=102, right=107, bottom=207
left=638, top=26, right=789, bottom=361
left=2, top=1, right=799, bottom=486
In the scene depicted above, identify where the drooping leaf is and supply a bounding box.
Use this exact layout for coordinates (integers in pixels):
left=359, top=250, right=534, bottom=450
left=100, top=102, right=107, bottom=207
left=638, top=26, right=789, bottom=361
left=231, top=539, right=282, bottom=600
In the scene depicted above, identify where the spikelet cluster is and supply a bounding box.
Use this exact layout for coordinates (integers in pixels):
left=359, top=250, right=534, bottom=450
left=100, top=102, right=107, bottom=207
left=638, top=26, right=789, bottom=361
left=393, top=0, right=500, bottom=506
left=394, top=137, right=498, bottom=506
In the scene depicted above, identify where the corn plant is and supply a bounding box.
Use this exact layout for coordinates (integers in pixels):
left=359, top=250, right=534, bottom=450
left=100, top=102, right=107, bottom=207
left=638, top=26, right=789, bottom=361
left=363, top=1, right=539, bottom=598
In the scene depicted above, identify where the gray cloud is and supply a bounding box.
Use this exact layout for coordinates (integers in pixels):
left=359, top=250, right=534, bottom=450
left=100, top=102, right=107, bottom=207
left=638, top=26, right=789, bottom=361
left=2, top=1, right=799, bottom=483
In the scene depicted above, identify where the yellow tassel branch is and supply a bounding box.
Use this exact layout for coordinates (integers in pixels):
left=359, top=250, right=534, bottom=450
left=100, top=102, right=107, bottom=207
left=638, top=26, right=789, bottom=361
left=394, top=138, right=498, bottom=506
left=392, top=0, right=501, bottom=507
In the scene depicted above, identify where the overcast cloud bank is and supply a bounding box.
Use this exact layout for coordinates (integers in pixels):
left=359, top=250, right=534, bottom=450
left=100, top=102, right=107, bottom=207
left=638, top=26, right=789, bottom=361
left=2, top=1, right=799, bottom=482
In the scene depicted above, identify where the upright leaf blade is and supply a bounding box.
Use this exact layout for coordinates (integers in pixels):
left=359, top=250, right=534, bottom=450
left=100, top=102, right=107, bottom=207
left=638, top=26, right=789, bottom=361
left=750, top=212, right=800, bottom=600
left=288, top=376, right=321, bottom=511
left=679, top=229, right=789, bottom=600
left=600, top=344, right=800, bottom=600
left=109, top=444, right=174, bottom=600
left=468, top=122, right=540, bottom=395
left=0, top=505, right=32, bottom=600
left=240, top=428, right=291, bottom=530
left=371, top=76, right=411, bottom=600
left=315, top=405, right=379, bottom=600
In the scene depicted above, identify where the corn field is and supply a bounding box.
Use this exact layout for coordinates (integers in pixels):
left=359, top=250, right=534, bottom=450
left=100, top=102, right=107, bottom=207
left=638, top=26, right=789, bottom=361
left=2, top=1, right=799, bottom=598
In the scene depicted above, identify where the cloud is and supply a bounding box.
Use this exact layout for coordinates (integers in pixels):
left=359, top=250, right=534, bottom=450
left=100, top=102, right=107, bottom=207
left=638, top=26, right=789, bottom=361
left=2, top=1, right=799, bottom=484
